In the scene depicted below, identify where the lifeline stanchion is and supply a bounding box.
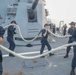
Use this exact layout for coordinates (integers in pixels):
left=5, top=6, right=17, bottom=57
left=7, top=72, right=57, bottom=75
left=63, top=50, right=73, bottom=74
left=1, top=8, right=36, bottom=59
left=0, top=42, right=76, bottom=59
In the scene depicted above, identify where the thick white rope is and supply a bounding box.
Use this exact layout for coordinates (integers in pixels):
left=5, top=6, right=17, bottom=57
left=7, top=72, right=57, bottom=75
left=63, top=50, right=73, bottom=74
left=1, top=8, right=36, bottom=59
left=16, top=25, right=38, bottom=42
left=48, top=29, right=71, bottom=38
left=4, top=25, right=38, bottom=43
left=3, top=25, right=10, bottom=29
left=0, top=42, right=75, bottom=59
left=3, top=24, right=70, bottom=43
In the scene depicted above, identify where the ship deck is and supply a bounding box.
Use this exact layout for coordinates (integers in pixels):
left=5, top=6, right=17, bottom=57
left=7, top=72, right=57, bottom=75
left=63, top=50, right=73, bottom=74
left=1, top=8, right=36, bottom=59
left=1, top=37, right=75, bottom=75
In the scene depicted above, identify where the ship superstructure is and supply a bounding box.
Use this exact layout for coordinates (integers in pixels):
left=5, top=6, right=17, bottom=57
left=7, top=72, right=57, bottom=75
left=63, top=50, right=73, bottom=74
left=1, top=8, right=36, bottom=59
left=0, top=0, right=48, bottom=45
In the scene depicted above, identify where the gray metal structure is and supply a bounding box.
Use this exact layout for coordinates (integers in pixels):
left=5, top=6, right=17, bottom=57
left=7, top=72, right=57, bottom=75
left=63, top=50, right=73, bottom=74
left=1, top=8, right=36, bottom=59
left=0, top=0, right=47, bottom=45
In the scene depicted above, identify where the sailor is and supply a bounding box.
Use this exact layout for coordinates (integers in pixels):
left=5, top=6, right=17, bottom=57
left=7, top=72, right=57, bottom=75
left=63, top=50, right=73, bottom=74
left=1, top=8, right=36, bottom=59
left=69, top=22, right=76, bottom=75
left=62, top=24, right=67, bottom=36
left=38, top=23, right=54, bottom=58
left=0, top=26, right=5, bottom=75
left=64, top=22, right=75, bottom=58
left=7, top=21, right=17, bottom=57
left=52, top=24, right=56, bottom=34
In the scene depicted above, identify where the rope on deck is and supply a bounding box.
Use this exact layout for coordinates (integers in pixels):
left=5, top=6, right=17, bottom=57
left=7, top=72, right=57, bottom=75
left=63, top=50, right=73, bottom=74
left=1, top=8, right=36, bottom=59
left=0, top=42, right=75, bottom=59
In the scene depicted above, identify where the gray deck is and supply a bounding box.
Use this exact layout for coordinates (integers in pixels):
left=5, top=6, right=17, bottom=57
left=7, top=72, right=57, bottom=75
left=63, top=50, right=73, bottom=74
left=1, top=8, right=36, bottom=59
left=1, top=37, right=76, bottom=75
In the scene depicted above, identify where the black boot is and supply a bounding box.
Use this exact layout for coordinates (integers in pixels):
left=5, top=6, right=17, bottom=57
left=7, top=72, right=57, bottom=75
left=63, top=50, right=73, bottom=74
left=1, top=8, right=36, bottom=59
left=9, top=53, right=15, bottom=57
left=70, top=70, right=75, bottom=75
left=40, top=56, right=45, bottom=58
left=49, top=53, right=54, bottom=56
left=0, top=71, right=2, bottom=75
left=64, top=54, right=68, bottom=58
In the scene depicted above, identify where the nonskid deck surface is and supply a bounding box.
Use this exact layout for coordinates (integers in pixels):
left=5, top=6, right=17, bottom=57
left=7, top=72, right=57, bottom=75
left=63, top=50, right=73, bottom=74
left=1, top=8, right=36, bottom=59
left=1, top=37, right=76, bottom=75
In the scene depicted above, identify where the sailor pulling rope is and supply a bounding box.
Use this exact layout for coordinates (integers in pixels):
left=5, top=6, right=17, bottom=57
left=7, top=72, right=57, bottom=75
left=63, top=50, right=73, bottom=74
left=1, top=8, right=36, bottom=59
left=3, top=24, right=70, bottom=43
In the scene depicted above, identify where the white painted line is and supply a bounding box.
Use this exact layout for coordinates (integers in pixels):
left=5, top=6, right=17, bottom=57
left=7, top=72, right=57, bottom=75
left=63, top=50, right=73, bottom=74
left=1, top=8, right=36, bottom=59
left=3, top=50, right=48, bottom=58
left=2, top=47, right=73, bottom=58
